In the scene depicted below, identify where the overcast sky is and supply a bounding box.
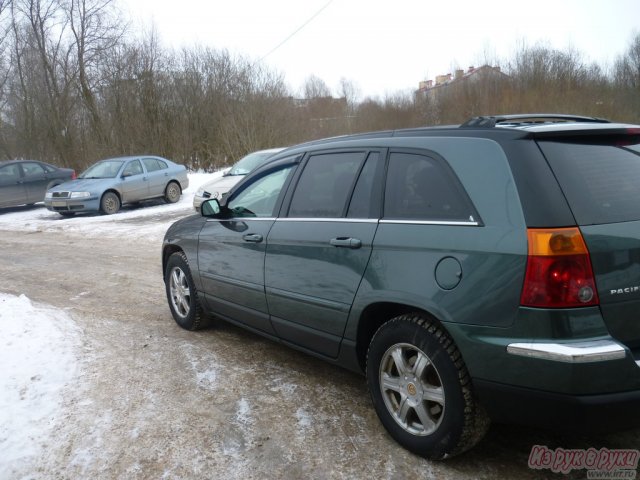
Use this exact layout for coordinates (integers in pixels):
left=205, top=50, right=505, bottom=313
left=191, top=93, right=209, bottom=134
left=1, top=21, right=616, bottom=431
left=121, top=0, right=640, bottom=98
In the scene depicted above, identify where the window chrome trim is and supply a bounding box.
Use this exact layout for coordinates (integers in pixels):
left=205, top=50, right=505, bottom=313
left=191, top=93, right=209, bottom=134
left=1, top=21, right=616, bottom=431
left=276, top=217, right=378, bottom=223
left=506, top=340, right=626, bottom=363
left=206, top=217, right=276, bottom=222
left=207, top=217, right=479, bottom=225
left=380, top=219, right=480, bottom=226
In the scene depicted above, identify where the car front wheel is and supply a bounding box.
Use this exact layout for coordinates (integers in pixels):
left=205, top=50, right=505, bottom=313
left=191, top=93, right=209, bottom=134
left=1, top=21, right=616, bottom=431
left=100, top=192, right=120, bottom=215
left=165, top=252, right=210, bottom=330
left=366, top=313, right=489, bottom=460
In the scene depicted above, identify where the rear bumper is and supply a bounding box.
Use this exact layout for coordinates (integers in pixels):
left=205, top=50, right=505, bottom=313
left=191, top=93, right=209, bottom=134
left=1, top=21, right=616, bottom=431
left=474, top=378, right=640, bottom=433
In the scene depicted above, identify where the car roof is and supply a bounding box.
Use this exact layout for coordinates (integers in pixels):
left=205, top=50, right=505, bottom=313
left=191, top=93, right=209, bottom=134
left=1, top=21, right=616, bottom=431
left=0, top=159, right=43, bottom=165
left=88, top=155, right=177, bottom=166
left=276, top=114, right=640, bottom=152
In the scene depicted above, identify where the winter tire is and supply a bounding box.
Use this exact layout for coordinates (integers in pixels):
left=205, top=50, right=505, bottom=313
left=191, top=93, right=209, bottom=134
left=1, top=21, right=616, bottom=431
left=100, top=191, right=120, bottom=215
left=366, top=313, right=490, bottom=460
left=165, top=251, right=210, bottom=330
left=164, top=181, right=181, bottom=204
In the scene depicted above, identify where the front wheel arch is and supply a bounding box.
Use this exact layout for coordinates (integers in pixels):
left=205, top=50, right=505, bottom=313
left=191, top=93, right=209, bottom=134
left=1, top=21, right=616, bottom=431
left=100, top=190, right=121, bottom=214
left=164, top=251, right=211, bottom=331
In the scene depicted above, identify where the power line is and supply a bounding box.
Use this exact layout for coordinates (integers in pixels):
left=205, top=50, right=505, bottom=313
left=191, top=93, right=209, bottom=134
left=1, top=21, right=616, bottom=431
left=259, top=0, right=334, bottom=61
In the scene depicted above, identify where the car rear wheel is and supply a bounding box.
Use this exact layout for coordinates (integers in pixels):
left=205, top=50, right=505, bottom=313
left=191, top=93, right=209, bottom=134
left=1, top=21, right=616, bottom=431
left=164, top=181, right=181, bottom=204
left=100, top=192, right=120, bottom=215
left=366, top=313, right=490, bottom=460
left=165, top=252, right=210, bottom=330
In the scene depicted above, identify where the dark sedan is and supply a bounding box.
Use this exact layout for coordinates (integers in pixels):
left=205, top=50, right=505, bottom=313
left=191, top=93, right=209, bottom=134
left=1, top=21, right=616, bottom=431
left=0, top=160, right=76, bottom=209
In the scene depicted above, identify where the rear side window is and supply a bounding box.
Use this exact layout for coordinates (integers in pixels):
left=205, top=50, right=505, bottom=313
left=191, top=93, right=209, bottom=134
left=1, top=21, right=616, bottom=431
left=21, top=162, right=46, bottom=176
left=143, top=158, right=167, bottom=172
left=347, top=152, right=383, bottom=218
left=384, top=151, right=477, bottom=222
left=539, top=140, right=640, bottom=225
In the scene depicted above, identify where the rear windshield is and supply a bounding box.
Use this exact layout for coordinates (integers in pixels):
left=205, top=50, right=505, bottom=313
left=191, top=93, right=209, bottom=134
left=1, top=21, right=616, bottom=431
left=538, top=139, right=640, bottom=225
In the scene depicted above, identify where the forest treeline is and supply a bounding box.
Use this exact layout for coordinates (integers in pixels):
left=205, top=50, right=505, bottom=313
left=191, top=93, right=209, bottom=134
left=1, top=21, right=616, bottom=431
left=0, top=0, right=639, bottom=171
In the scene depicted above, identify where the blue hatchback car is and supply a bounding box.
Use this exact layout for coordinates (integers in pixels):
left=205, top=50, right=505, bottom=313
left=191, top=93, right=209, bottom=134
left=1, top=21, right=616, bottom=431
left=45, top=155, right=189, bottom=216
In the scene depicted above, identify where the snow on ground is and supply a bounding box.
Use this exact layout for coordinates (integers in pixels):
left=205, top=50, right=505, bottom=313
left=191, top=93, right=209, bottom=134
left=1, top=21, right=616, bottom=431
left=0, top=171, right=222, bottom=476
left=0, top=293, right=80, bottom=479
left=0, top=171, right=223, bottom=241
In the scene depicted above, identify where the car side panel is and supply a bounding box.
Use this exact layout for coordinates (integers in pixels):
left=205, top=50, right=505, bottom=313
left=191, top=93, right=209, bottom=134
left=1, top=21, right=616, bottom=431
left=120, top=173, right=149, bottom=202
left=345, top=138, right=527, bottom=344
left=265, top=220, right=377, bottom=357
left=21, top=163, right=49, bottom=203
left=0, top=164, right=27, bottom=207
left=197, top=218, right=276, bottom=335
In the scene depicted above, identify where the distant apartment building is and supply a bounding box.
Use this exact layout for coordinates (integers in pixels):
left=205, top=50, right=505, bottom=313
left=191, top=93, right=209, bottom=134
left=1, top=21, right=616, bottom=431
left=416, top=65, right=509, bottom=99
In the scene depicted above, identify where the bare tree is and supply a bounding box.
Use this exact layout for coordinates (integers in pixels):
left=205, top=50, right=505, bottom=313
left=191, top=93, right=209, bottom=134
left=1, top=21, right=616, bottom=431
left=66, top=0, right=124, bottom=147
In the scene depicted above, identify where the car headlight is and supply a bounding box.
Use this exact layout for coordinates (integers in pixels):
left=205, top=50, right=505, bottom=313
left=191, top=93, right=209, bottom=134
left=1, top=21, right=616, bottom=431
left=195, top=188, right=205, bottom=197
left=70, top=191, right=91, bottom=198
left=45, top=192, right=53, bottom=199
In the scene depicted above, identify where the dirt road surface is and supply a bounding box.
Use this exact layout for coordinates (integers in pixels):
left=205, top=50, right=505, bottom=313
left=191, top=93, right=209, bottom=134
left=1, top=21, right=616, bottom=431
left=1, top=219, right=639, bottom=479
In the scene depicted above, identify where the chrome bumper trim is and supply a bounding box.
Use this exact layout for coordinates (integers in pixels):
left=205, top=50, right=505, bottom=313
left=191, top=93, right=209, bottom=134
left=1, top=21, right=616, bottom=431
left=507, top=340, right=626, bottom=363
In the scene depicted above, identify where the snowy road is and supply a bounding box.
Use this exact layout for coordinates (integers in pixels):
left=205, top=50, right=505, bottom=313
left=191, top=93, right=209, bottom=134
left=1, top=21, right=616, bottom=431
left=1, top=174, right=638, bottom=479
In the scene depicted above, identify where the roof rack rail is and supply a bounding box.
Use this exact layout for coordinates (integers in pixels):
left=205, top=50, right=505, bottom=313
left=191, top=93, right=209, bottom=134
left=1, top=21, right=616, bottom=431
left=459, top=114, right=611, bottom=128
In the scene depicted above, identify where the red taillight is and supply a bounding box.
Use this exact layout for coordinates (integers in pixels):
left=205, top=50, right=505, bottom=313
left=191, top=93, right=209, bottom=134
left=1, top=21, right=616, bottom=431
left=520, top=228, right=599, bottom=308
left=71, top=170, right=77, bottom=179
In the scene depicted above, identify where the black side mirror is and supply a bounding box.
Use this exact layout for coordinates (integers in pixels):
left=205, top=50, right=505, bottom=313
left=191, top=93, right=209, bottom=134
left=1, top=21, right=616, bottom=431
left=201, top=198, right=221, bottom=217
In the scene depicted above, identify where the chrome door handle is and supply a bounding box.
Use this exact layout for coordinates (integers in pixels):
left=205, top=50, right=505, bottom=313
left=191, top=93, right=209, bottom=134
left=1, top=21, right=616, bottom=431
left=243, top=233, right=263, bottom=243
left=329, top=237, right=362, bottom=249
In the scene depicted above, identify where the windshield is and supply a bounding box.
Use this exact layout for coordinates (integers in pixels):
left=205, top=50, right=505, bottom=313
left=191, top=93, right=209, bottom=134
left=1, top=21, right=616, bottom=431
left=80, top=160, right=124, bottom=179
left=227, top=152, right=273, bottom=176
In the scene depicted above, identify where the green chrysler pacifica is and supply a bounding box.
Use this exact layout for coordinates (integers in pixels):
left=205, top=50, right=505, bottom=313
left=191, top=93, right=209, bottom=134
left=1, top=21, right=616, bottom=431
left=162, top=114, right=640, bottom=459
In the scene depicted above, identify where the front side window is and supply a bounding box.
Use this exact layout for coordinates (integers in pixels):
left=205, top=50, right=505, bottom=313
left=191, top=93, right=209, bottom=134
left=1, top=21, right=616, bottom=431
left=0, top=164, right=20, bottom=181
left=227, top=166, right=294, bottom=218
left=123, top=160, right=144, bottom=176
left=384, top=151, right=475, bottom=222
left=288, top=152, right=366, bottom=218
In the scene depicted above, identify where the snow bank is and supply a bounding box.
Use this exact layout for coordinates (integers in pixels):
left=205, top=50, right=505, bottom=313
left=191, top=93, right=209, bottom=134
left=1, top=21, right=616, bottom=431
left=0, top=293, right=80, bottom=478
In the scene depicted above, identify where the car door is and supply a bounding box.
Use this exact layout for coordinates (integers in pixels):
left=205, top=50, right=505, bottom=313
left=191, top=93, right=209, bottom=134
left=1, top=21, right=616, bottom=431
left=197, top=160, right=298, bottom=335
left=264, top=150, right=383, bottom=357
left=0, top=163, right=27, bottom=207
left=119, top=159, right=149, bottom=202
left=142, top=157, right=168, bottom=196
left=20, top=161, right=49, bottom=203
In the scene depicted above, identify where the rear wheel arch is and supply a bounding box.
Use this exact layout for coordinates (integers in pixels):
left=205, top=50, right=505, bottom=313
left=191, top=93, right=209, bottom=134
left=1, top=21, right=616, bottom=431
left=355, top=302, right=451, bottom=372
left=164, top=180, right=181, bottom=203
left=365, top=312, right=490, bottom=459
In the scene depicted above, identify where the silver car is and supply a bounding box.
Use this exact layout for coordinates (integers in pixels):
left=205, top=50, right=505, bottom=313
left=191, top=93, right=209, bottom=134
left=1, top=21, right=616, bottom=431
left=45, top=155, right=189, bottom=216
left=193, top=148, right=285, bottom=211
